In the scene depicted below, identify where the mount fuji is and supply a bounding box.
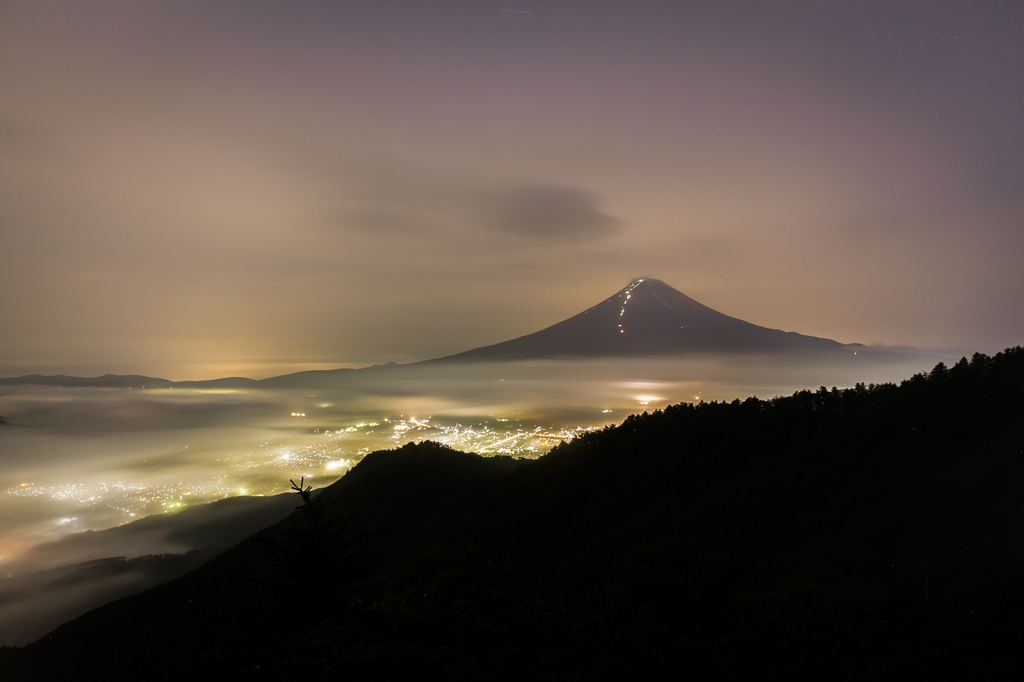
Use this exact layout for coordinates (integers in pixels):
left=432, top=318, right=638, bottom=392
left=433, top=278, right=853, bottom=362
left=0, top=278, right=858, bottom=389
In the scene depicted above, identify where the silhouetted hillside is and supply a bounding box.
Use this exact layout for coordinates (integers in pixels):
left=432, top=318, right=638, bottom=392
left=0, top=494, right=298, bottom=646
left=8, top=493, right=298, bottom=575
left=3, top=348, right=1022, bottom=680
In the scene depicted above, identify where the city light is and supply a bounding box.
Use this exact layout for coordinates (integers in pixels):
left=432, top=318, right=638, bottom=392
left=5, top=415, right=598, bottom=522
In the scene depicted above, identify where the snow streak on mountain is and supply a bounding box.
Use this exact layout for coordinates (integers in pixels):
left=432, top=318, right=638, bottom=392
left=437, top=278, right=851, bottom=361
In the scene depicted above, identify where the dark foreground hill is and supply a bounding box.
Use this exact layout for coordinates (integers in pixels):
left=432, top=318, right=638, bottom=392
left=3, top=348, right=1023, bottom=680
left=0, top=494, right=297, bottom=646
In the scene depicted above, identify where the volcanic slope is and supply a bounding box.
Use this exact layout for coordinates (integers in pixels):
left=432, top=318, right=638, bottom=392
left=435, top=278, right=852, bottom=362
left=0, top=279, right=854, bottom=389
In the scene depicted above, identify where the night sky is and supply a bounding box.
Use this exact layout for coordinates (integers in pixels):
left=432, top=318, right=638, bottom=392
left=2, top=1, right=1021, bottom=380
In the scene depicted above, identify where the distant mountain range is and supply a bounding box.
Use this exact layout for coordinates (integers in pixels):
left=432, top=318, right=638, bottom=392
left=0, top=278, right=857, bottom=388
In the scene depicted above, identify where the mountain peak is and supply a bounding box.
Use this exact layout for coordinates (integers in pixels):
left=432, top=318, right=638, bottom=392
left=437, top=277, right=848, bottom=361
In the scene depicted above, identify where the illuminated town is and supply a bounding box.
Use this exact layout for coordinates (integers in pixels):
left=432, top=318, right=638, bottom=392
left=6, top=416, right=600, bottom=525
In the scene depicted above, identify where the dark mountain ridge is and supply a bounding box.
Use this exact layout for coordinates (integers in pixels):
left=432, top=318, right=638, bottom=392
left=4, top=347, right=1022, bottom=680
left=0, top=373, right=177, bottom=388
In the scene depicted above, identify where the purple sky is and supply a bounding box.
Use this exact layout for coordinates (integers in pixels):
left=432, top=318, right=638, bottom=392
left=1, top=1, right=1021, bottom=379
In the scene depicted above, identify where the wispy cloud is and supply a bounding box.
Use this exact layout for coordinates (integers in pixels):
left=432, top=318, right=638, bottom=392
left=485, top=184, right=620, bottom=240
